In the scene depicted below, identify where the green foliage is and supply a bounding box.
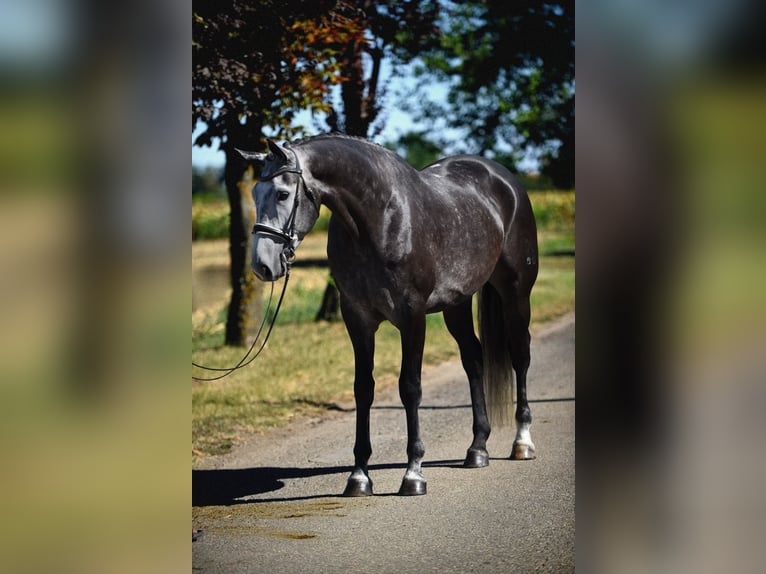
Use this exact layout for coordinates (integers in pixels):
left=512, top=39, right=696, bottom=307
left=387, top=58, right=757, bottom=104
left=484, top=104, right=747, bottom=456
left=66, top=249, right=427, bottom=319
left=386, top=131, right=443, bottom=169
left=515, top=172, right=555, bottom=191
left=416, top=1, right=574, bottom=187
left=529, top=190, right=575, bottom=231
left=324, top=1, right=440, bottom=137
left=192, top=1, right=440, bottom=145
left=193, top=1, right=368, bottom=147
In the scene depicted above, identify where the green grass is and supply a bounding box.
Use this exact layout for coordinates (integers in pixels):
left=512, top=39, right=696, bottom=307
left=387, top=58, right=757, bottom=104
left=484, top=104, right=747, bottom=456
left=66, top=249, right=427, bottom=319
left=192, top=313, right=472, bottom=457
left=531, top=255, right=577, bottom=323
left=192, top=194, right=574, bottom=460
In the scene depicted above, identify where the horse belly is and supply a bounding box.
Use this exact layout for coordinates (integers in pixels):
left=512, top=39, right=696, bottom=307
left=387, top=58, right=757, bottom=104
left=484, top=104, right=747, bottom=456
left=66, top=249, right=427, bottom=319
left=425, top=272, right=486, bottom=312
left=423, top=218, right=505, bottom=312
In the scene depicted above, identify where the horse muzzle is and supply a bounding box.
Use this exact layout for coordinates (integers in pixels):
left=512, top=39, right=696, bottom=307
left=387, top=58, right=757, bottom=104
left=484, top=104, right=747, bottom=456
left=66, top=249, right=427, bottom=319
left=252, top=233, right=296, bottom=282
left=252, top=251, right=287, bottom=282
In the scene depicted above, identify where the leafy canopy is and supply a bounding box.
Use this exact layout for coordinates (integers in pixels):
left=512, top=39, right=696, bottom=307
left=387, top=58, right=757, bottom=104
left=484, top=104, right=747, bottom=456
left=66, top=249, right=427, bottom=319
left=193, top=0, right=367, bottom=149
left=417, top=1, right=574, bottom=185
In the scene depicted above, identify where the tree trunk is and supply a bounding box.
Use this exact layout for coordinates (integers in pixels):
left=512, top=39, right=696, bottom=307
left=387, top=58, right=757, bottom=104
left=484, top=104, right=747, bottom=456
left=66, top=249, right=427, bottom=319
left=223, top=148, right=263, bottom=346
left=315, top=278, right=342, bottom=322
left=315, top=36, right=383, bottom=323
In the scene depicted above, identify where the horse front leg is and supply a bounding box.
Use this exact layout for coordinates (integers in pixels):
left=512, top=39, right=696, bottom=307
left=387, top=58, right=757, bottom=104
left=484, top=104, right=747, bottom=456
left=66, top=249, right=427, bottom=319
left=341, top=299, right=379, bottom=497
left=398, top=310, right=428, bottom=495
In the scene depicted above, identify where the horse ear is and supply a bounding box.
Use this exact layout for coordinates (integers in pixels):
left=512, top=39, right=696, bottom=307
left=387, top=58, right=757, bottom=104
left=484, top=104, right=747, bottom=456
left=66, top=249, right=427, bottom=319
left=236, top=148, right=267, bottom=163
left=267, top=139, right=288, bottom=162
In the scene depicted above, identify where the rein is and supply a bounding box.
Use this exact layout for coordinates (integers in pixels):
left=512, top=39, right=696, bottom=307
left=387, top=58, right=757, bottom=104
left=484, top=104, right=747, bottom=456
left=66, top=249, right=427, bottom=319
left=192, top=147, right=314, bottom=381
left=191, top=266, right=291, bottom=381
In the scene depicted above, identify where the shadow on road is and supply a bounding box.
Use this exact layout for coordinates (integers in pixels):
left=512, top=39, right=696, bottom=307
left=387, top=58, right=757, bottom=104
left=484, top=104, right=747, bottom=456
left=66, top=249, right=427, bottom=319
left=193, top=465, right=345, bottom=506
left=193, top=397, right=574, bottom=506
left=193, top=459, right=465, bottom=506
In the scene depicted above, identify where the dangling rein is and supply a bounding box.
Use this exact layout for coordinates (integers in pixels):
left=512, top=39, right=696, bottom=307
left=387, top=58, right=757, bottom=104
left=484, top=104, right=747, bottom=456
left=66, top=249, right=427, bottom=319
left=193, top=147, right=312, bottom=381
left=191, top=263, right=291, bottom=381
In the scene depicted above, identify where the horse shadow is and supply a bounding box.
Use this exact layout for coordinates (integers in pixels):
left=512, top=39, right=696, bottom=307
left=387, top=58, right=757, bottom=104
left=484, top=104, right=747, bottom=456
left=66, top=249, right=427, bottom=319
left=193, top=397, right=574, bottom=506
left=192, top=459, right=467, bottom=506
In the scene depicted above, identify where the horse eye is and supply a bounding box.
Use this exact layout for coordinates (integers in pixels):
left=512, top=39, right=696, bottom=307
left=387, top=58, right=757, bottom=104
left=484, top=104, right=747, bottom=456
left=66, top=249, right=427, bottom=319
left=277, top=190, right=290, bottom=201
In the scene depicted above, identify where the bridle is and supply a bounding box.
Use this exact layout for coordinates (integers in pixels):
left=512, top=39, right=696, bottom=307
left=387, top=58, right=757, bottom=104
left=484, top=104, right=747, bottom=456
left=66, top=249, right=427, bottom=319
left=251, top=146, right=319, bottom=264
left=192, top=146, right=318, bottom=381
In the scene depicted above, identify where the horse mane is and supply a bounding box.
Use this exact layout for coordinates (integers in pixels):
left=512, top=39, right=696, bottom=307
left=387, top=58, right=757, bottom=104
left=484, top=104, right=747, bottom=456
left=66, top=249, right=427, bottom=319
left=289, top=132, right=371, bottom=147
left=289, top=133, right=405, bottom=165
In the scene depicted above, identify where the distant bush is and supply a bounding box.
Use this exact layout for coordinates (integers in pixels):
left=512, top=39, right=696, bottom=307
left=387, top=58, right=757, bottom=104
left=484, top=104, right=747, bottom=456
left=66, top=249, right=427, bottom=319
left=529, top=190, right=575, bottom=230
left=192, top=202, right=333, bottom=241
left=192, top=192, right=574, bottom=240
left=192, top=165, right=225, bottom=198
left=516, top=172, right=556, bottom=191
left=192, top=202, right=229, bottom=240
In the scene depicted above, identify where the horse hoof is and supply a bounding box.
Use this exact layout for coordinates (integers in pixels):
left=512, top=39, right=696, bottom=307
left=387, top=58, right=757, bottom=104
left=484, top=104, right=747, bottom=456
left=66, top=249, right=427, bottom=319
left=342, top=472, right=373, bottom=497
left=464, top=448, right=489, bottom=468
left=510, top=442, right=536, bottom=460
left=398, top=471, right=427, bottom=496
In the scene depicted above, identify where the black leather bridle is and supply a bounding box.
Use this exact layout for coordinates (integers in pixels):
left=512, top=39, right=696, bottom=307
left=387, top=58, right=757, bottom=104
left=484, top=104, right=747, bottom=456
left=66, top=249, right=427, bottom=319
left=252, top=147, right=319, bottom=263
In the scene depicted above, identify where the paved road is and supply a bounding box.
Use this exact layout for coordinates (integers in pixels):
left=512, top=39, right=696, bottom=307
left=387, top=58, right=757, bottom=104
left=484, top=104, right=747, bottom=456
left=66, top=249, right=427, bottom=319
left=193, top=314, right=574, bottom=573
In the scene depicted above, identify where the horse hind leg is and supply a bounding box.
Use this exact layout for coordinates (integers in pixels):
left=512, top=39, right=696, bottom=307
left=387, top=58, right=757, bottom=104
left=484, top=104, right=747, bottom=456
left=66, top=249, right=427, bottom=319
left=443, top=300, right=491, bottom=468
left=506, top=293, right=536, bottom=460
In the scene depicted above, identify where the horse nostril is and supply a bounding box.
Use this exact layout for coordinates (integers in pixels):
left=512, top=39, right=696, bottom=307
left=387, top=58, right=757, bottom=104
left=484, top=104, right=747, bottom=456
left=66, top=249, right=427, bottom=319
left=258, top=264, right=272, bottom=281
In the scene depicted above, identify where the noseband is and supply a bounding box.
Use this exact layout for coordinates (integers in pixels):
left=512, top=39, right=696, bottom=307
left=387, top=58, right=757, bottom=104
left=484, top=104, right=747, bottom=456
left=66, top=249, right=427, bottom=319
left=252, top=147, right=318, bottom=263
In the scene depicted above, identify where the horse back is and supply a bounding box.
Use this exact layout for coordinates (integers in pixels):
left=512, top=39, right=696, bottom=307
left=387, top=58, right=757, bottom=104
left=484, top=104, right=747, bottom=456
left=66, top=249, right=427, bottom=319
left=419, top=155, right=537, bottom=244
left=420, top=155, right=538, bottom=290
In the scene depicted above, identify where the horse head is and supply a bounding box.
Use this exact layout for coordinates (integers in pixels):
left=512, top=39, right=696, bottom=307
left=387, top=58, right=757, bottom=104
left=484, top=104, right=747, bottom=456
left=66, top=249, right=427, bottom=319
left=237, top=140, right=319, bottom=281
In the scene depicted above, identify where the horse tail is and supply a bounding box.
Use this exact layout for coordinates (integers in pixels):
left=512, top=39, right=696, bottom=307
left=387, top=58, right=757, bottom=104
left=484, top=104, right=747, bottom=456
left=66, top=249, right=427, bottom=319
left=478, top=282, right=513, bottom=427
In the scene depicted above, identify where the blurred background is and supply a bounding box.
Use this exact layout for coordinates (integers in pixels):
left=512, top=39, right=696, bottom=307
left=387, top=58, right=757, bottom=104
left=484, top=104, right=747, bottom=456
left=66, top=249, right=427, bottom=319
left=1, top=0, right=765, bottom=572
left=577, top=1, right=766, bottom=573
left=0, top=0, right=189, bottom=572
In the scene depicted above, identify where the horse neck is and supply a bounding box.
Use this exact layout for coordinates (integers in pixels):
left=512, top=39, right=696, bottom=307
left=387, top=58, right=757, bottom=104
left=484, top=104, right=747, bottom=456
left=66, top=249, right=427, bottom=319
left=298, top=140, right=404, bottom=240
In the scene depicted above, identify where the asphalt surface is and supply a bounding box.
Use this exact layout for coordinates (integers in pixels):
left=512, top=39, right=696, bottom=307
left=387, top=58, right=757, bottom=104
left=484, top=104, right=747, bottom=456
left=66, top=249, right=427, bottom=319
left=193, top=313, right=574, bottom=573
